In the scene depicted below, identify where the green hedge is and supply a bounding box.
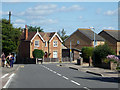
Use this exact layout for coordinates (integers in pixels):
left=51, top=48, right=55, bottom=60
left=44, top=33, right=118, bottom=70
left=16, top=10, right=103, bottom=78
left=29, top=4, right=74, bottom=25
left=32, top=49, right=45, bottom=58
left=92, top=44, right=115, bottom=66
left=81, top=47, right=94, bottom=62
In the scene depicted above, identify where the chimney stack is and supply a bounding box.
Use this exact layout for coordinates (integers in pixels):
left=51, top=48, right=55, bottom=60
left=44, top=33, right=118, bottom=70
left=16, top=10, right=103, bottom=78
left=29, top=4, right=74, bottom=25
left=24, top=25, right=28, bottom=40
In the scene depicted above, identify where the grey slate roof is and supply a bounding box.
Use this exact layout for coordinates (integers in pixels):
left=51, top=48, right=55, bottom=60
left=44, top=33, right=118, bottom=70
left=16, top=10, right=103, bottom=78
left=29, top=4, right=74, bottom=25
left=101, top=30, right=119, bottom=41
left=78, top=28, right=105, bottom=41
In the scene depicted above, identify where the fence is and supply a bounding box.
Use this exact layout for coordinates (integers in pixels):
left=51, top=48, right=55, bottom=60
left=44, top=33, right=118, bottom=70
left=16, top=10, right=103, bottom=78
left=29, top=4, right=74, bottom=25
left=62, top=57, right=71, bottom=62
left=43, top=58, right=59, bottom=62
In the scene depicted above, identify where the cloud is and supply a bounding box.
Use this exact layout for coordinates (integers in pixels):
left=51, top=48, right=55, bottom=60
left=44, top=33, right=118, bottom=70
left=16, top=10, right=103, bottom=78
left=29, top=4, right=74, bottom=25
left=31, top=19, right=58, bottom=25
left=59, top=5, right=83, bottom=12
left=96, top=8, right=102, bottom=14
left=102, top=26, right=114, bottom=30
left=15, top=19, right=26, bottom=23
left=19, top=4, right=57, bottom=16
left=79, top=16, right=83, bottom=19
left=13, top=23, right=25, bottom=28
left=0, top=11, right=8, bottom=15
left=104, top=9, right=117, bottom=16
left=18, top=4, right=83, bottom=17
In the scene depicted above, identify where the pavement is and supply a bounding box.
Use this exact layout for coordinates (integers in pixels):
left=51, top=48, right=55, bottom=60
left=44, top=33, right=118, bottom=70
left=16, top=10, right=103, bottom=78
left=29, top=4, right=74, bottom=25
left=59, top=61, right=120, bottom=78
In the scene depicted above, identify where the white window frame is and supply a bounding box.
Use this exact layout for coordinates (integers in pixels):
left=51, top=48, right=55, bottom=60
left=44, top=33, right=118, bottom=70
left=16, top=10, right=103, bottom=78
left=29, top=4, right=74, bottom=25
left=34, top=40, right=39, bottom=47
left=53, top=40, right=58, bottom=47
left=45, top=41, right=47, bottom=47
left=53, top=51, right=58, bottom=58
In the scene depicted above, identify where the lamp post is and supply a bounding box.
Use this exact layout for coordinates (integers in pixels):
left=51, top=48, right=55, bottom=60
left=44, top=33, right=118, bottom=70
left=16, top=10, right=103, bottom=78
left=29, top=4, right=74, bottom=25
left=70, top=40, right=72, bottom=63
left=89, top=27, right=95, bottom=47
left=89, top=27, right=95, bottom=66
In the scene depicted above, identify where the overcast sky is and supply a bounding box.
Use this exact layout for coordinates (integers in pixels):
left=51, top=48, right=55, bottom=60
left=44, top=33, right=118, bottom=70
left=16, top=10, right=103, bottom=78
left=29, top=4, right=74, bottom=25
left=1, top=1, right=119, bottom=35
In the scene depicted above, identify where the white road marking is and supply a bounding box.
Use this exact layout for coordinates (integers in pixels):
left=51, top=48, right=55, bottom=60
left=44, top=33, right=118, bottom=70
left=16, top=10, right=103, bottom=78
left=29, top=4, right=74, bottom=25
left=62, top=76, right=69, bottom=80
left=9, top=73, right=15, bottom=79
left=71, top=80, right=80, bottom=86
left=83, top=87, right=90, bottom=90
left=57, top=73, right=62, bottom=76
left=49, top=69, right=53, bottom=72
left=3, top=73, right=15, bottom=88
left=53, top=71, right=56, bottom=74
left=1, top=73, right=9, bottom=79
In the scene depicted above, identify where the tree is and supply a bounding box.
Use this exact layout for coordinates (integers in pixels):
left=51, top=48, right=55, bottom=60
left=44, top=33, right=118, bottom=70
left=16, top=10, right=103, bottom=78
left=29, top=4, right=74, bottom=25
left=27, top=25, right=44, bottom=32
left=81, top=47, right=94, bottom=63
left=92, top=44, right=115, bottom=66
left=57, top=29, right=68, bottom=44
left=33, top=49, right=45, bottom=58
left=1, top=19, right=22, bottom=55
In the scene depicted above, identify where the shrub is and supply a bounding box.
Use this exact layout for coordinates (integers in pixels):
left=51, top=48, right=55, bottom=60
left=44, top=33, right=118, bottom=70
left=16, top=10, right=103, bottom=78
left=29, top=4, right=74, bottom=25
left=33, top=49, right=45, bottom=58
left=81, top=47, right=94, bottom=62
left=107, top=55, right=120, bottom=64
left=92, top=44, right=115, bottom=66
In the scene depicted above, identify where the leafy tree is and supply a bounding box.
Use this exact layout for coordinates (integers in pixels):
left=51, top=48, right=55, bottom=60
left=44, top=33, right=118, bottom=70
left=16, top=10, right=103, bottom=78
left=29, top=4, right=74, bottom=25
left=92, top=44, right=115, bottom=66
left=81, top=47, right=94, bottom=63
left=33, top=49, right=45, bottom=58
left=1, top=19, right=22, bottom=55
left=57, top=29, right=68, bottom=44
left=27, top=25, right=44, bottom=32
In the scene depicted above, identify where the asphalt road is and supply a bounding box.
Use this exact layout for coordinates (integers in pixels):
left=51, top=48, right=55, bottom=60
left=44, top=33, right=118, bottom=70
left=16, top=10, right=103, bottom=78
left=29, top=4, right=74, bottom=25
left=7, top=63, right=119, bottom=89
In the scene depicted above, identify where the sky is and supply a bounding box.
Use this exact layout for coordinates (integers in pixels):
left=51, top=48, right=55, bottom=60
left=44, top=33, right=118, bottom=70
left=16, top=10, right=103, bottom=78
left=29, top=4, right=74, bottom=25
left=1, top=1, right=119, bottom=35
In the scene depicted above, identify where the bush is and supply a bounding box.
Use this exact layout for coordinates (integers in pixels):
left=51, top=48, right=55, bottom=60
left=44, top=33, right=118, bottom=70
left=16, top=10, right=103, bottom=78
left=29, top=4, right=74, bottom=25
left=33, top=49, right=45, bottom=58
left=92, top=44, right=115, bottom=66
left=81, top=47, right=94, bottom=62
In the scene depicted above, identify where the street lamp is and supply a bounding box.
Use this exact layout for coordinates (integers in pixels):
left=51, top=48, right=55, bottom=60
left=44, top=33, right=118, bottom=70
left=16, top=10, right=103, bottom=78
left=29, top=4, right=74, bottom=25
left=89, top=27, right=95, bottom=67
left=70, top=40, right=72, bottom=63
left=89, top=27, right=95, bottom=48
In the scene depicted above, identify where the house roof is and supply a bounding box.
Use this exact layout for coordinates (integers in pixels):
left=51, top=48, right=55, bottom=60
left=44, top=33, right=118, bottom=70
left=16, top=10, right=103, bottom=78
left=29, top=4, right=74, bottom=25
left=78, top=28, right=105, bottom=41
left=21, top=31, right=62, bottom=42
left=99, top=30, right=119, bottom=41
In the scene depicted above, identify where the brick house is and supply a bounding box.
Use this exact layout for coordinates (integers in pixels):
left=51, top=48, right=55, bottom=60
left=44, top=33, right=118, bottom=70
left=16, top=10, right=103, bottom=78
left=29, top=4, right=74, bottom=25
left=64, top=28, right=105, bottom=61
left=18, top=26, right=63, bottom=62
left=65, top=28, right=105, bottom=50
left=99, top=30, right=120, bottom=55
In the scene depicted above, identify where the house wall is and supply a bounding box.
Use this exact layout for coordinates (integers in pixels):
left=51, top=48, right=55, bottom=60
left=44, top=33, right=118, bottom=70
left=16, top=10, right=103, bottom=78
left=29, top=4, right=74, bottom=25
left=30, top=34, right=62, bottom=61
left=117, top=42, right=120, bottom=55
left=49, top=35, right=62, bottom=61
left=92, top=41, right=105, bottom=47
left=64, top=30, right=93, bottom=50
left=99, top=31, right=117, bottom=54
left=19, top=41, right=30, bottom=59
left=30, top=35, right=44, bottom=58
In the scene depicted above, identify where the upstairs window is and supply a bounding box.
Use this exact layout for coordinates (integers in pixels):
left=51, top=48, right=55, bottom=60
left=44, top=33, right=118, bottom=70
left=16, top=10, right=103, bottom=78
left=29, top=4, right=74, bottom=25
left=45, top=41, right=47, bottom=47
left=53, top=41, right=58, bottom=47
left=35, top=40, right=39, bottom=47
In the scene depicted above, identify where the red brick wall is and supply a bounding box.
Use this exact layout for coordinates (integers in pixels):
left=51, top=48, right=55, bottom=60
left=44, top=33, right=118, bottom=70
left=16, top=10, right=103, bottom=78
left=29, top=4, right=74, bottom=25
left=99, top=31, right=117, bottom=54
left=65, top=30, right=93, bottom=50
left=49, top=35, right=62, bottom=61
left=19, top=41, right=30, bottom=59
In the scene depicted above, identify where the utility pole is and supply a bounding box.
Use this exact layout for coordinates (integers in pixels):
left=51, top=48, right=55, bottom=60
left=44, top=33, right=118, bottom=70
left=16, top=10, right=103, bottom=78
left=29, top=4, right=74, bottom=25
left=9, top=11, right=11, bottom=24
left=70, top=40, right=72, bottom=63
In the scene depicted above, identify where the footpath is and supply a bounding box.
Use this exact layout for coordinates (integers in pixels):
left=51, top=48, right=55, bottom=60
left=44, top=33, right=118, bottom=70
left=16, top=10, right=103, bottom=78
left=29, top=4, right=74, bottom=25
left=60, top=62, right=120, bottom=78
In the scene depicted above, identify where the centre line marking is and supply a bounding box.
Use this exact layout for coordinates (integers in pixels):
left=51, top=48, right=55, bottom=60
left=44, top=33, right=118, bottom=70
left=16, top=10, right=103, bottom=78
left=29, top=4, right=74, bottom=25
left=62, top=76, right=69, bottom=80
left=83, top=87, right=90, bottom=90
left=53, top=71, right=56, bottom=73
left=1, top=73, right=9, bottom=79
left=71, top=80, right=80, bottom=86
left=57, top=73, right=62, bottom=76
